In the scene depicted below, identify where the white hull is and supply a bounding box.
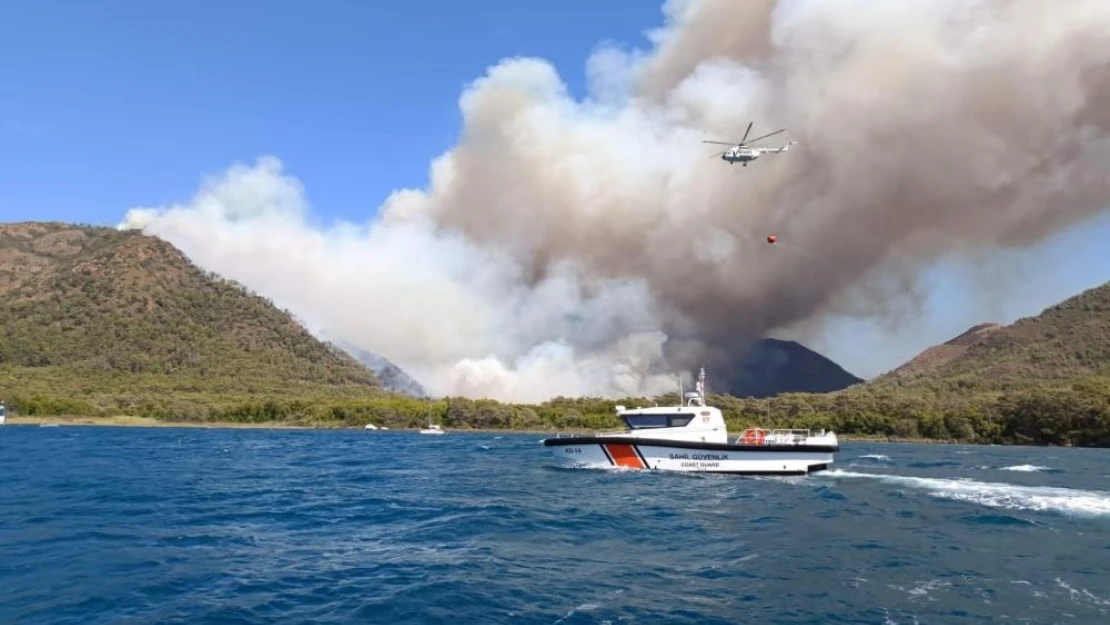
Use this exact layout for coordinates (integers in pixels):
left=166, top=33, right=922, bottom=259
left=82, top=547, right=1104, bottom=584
left=546, top=438, right=834, bottom=475
left=541, top=367, right=836, bottom=476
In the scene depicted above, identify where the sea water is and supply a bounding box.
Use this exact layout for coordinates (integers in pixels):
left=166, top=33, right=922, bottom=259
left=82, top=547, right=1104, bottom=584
left=1, top=426, right=1108, bottom=624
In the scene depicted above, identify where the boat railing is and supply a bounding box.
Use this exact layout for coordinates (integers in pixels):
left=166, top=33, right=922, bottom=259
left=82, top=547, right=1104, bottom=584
left=549, top=428, right=629, bottom=439
left=735, top=428, right=828, bottom=445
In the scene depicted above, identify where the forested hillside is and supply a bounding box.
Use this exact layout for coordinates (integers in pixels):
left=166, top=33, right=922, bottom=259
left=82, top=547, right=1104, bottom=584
left=0, top=222, right=383, bottom=417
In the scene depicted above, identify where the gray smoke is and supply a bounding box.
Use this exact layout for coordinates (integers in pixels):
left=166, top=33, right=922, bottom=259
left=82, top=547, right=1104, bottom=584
left=120, top=0, right=1110, bottom=401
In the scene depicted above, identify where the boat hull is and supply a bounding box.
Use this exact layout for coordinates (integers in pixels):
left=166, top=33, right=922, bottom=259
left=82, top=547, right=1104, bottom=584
left=544, top=436, right=836, bottom=475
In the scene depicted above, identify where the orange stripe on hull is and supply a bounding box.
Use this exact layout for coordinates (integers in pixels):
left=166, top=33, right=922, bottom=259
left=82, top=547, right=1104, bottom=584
left=604, top=444, right=645, bottom=469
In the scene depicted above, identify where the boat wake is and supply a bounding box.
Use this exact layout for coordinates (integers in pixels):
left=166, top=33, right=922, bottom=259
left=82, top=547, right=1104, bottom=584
left=997, top=464, right=1055, bottom=473
left=845, top=453, right=893, bottom=468
left=822, top=470, right=1110, bottom=518
left=972, top=464, right=1059, bottom=473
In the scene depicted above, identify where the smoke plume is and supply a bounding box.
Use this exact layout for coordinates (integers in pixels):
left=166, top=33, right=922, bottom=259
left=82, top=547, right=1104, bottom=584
left=120, top=0, right=1110, bottom=402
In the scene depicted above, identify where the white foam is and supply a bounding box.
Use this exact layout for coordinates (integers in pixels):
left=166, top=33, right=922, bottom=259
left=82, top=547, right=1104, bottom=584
left=824, top=470, right=1110, bottom=518
left=553, top=603, right=601, bottom=625
left=998, top=464, right=1051, bottom=472
left=1056, top=578, right=1110, bottom=607
left=858, top=454, right=892, bottom=461
left=888, top=578, right=951, bottom=600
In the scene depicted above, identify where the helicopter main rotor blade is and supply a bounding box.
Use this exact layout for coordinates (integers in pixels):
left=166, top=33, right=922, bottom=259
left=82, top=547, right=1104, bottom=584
left=739, top=121, right=753, bottom=145
left=702, top=140, right=737, bottom=146
left=745, top=128, right=786, bottom=144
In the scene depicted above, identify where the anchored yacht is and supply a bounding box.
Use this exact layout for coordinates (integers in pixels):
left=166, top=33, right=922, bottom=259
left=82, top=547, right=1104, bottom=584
left=419, top=423, right=445, bottom=435
left=543, top=368, right=837, bottom=475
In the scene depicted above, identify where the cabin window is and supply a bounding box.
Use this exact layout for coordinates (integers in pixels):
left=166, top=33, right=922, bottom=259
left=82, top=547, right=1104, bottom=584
left=624, top=414, right=670, bottom=429
left=623, top=414, right=695, bottom=429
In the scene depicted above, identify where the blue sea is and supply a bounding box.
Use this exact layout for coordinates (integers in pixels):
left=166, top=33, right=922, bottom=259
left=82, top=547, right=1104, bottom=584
left=2, top=427, right=1109, bottom=624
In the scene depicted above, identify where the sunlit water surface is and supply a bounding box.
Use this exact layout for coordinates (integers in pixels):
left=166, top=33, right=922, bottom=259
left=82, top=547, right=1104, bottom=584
left=2, top=426, right=1109, bottom=624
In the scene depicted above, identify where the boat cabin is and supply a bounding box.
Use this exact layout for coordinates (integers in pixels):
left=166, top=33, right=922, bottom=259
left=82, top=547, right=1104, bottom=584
left=545, top=367, right=840, bottom=456
left=620, top=412, right=700, bottom=430
left=612, top=389, right=729, bottom=444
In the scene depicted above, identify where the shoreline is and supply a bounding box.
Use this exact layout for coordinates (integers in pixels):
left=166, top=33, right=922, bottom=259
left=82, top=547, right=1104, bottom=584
left=2, top=415, right=959, bottom=444
left=1, top=415, right=581, bottom=435
left=4, top=415, right=319, bottom=429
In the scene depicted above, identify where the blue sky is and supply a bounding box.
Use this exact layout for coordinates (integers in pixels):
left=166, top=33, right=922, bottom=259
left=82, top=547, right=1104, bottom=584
left=0, top=0, right=659, bottom=224
left=2, top=0, right=1109, bottom=378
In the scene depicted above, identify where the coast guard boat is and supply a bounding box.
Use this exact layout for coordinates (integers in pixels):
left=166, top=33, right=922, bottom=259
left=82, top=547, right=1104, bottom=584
left=543, top=368, right=838, bottom=475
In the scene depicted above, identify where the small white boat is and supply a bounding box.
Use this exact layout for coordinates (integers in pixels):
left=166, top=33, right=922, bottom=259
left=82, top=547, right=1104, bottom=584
left=0, top=401, right=6, bottom=426
left=364, top=423, right=378, bottom=430
left=419, top=424, right=445, bottom=435
left=543, top=368, right=838, bottom=475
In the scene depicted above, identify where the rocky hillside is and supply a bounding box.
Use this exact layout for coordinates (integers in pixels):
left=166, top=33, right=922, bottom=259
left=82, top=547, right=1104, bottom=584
left=0, top=222, right=383, bottom=415
left=875, top=280, right=1110, bottom=391
left=884, top=323, right=1004, bottom=379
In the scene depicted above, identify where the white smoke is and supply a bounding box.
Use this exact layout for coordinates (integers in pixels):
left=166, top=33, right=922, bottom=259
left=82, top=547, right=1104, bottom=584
left=120, top=0, right=1110, bottom=401
left=119, top=155, right=681, bottom=402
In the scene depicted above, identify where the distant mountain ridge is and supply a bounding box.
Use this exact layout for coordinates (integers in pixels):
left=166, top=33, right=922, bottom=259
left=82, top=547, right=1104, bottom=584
left=328, top=339, right=428, bottom=398
left=712, top=337, right=864, bottom=398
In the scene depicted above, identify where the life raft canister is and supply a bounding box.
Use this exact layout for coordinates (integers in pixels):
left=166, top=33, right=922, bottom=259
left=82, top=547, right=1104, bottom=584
left=741, top=427, right=766, bottom=445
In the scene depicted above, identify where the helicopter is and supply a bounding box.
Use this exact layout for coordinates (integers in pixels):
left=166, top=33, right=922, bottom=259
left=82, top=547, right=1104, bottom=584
left=703, top=122, right=796, bottom=166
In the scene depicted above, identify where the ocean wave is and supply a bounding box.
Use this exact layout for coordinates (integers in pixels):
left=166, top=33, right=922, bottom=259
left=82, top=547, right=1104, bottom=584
left=5, top=429, right=1110, bottom=624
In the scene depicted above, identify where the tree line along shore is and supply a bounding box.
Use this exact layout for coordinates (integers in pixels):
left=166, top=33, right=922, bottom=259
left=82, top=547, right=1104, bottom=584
left=5, top=378, right=1109, bottom=447
left=0, top=414, right=958, bottom=445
